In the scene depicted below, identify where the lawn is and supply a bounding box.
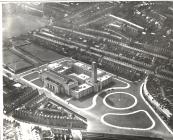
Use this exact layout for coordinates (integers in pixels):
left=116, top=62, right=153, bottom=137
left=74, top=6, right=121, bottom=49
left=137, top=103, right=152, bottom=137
left=104, top=110, right=153, bottom=129
left=19, top=44, right=65, bottom=63
left=105, top=92, right=135, bottom=109
left=69, top=79, right=127, bottom=109
left=32, top=78, right=44, bottom=88
left=23, top=72, right=39, bottom=81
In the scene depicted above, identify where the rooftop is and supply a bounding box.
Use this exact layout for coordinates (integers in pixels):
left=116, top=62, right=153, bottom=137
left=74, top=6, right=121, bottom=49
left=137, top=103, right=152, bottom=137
left=97, top=74, right=111, bottom=82
left=78, top=73, right=90, bottom=80
left=69, top=73, right=90, bottom=80
left=48, top=63, right=62, bottom=70
left=74, top=61, right=105, bottom=76
left=13, top=83, right=22, bottom=88
left=43, top=69, right=75, bottom=84
left=74, top=62, right=92, bottom=71
left=72, top=83, right=92, bottom=93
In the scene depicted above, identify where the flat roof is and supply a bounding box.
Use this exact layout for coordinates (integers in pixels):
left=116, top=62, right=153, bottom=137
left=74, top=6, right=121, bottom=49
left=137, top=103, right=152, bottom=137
left=57, top=66, right=71, bottom=73
left=74, top=62, right=104, bottom=75
left=13, top=83, right=22, bottom=88
left=97, top=74, right=112, bottom=82
left=8, top=60, right=32, bottom=73
left=73, top=83, right=91, bottom=93
left=74, top=62, right=84, bottom=67
left=78, top=73, right=90, bottom=80
left=74, top=62, right=92, bottom=71
left=48, top=63, right=62, bottom=69
left=43, top=70, right=74, bottom=84
left=69, top=73, right=90, bottom=81
left=97, top=69, right=104, bottom=75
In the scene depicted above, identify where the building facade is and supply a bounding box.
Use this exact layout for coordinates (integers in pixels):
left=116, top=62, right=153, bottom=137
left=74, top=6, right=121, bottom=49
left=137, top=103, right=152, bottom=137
left=40, top=59, right=112, bottom=99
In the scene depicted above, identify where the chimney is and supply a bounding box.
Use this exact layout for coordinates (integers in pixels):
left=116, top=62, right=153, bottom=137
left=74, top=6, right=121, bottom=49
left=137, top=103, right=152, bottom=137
left=92, top=61, right=97, bottom=83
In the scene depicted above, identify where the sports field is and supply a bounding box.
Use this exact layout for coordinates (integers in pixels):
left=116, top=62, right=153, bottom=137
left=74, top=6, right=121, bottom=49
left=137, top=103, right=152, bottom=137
left=19, top=44, right=65, bottom=63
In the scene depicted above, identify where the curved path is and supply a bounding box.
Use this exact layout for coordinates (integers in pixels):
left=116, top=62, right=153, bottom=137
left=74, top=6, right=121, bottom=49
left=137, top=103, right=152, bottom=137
left=140, top=82, right=173, bottom=135
left=103, top=92, right=137, bottom=110
left=75, top=77, right=131, bottom=111
left=101, top=110, right=155, bottom=131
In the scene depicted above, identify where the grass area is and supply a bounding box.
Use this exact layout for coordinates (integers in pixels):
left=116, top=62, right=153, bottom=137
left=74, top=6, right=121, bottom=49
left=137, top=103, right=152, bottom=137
left=19, top=44, right=65, bottom=63
left=23, top=72, right=39, bottom=81
left=69, top=80, right=125, bottom=108
left=105, top=93, right=135, bottom=108
left=104, top=111, right=153, bottom=129
left=32, top=78, right=44, bottom=87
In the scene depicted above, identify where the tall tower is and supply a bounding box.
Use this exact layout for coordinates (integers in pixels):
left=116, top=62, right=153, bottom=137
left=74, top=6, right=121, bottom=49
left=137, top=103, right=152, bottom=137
left=92, top=61, right=97, bottom=83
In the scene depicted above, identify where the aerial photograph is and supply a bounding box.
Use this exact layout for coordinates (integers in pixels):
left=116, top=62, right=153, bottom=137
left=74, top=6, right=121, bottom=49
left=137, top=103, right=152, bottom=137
left=2, top=1, right=173, bottom=140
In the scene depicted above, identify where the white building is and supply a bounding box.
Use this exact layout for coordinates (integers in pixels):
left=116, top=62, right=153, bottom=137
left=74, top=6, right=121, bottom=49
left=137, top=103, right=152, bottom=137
left=40, top=60, right=113, bottom=99
left=71, top=83, right=93, bottom=99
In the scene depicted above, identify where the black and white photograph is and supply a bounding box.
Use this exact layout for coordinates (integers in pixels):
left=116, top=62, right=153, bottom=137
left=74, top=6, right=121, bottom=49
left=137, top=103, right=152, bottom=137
left=2, top=1, right=173, bottom=140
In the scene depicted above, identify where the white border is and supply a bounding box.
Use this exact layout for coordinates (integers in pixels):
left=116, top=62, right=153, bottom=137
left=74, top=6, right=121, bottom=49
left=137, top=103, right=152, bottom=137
left=103, top=92, right=137, bottom=110
left=75, top=77, right=131, bottom=111
left=101, top=110, right=155, bottom=131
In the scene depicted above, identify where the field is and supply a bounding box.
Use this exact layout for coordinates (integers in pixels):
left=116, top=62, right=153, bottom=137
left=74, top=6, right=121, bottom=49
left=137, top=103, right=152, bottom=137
left=19, top=44, right=65, bottom=63
left=105, top=92, right=136, bottom=109
left=103, top=110, right=154, bottom=129
left=23, top=72, right=39, bottom=81
left=22, top=71, right=43, bottom=88
left=32, top=78, right=44, bottom=88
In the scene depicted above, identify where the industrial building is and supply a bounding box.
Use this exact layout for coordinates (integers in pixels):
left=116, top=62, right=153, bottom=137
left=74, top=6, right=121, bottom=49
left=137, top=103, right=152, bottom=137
left=41, top=69, right=78, bottom=96
left=40, top=59, right=113, bottom=99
